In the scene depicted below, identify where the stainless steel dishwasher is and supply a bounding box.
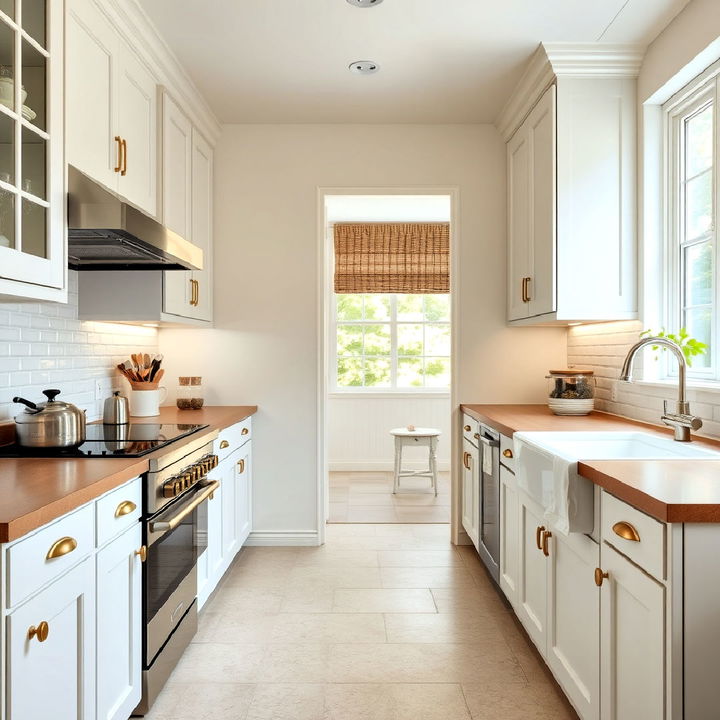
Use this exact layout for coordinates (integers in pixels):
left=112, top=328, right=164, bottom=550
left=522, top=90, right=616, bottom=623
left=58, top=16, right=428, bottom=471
left=477, top=423, right=500, bottom=582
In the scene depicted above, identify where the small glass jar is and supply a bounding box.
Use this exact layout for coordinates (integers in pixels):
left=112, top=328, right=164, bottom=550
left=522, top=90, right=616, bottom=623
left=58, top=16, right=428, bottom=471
left=189, top=376, right=204, bottom=409
left=546, top=369, right=595, bottom=416
left=176, top=376, right=193, bottom=410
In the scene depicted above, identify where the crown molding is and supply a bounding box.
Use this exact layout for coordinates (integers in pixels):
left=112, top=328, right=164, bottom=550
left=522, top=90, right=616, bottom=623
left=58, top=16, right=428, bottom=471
left=496, top=42, right=645, bottom=142
left=104, top=0, right=222, bottom=145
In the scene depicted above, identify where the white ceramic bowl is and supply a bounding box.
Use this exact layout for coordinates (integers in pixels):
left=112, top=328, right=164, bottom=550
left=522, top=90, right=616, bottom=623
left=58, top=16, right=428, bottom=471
left=0, top=78, right=27, bottom=107
left=548, top=398, right=595, bottom=416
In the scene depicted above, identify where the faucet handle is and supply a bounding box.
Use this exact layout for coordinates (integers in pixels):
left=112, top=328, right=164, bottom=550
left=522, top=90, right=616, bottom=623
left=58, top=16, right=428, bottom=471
left=663, top=399, right=668, bottom=416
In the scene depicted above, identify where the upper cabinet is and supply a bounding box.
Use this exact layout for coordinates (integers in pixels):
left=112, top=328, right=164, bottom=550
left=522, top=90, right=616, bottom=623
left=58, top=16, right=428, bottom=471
left=0, top=0, right=66, bottom=301
left=500, top=44, right=641, bottom=325
left=66, top=0, right=157, bottom=217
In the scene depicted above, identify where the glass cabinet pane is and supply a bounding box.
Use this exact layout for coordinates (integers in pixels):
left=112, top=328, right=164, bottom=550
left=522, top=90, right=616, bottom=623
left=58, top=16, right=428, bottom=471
left=21, top=123, right=44, bottom=199
left=21, top=37, right=45, bottom=130
left=0, top=1, right=14, bottom=21
left=21, top=197, right=45, bottom=257
left=22, top=0, right=45, bottom=48
left=0, top=109, right=14, bottom=185
left=0, top=20, right=15, bottom=113
left=0, top=187, right=14, bottom=248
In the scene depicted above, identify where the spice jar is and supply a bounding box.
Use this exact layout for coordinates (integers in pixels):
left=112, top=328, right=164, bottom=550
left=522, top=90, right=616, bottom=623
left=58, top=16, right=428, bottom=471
left=189, top=376, right=204, bottom=409
left=176, top=377, right=193, bottom=410
left=546, top=369, right=595, bottom=416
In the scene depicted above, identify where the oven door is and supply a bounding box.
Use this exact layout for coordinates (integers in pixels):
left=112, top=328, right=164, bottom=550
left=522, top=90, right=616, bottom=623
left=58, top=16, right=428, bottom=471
left=144, top=479, right=217, bottom=665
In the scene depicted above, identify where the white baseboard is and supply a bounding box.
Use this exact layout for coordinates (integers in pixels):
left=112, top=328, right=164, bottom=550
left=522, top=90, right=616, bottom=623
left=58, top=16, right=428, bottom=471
left=245, top=531, right=320, bottom=547
left=329, top=460, right=451, bottom=472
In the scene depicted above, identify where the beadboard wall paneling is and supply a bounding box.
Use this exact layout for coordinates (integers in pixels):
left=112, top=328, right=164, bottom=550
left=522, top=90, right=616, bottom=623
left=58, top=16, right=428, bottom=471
left=0, top=271, right=158, bottom=423
left=568, top=320, right=720, bottom=438
left=327, top=395, right=451, bottom=471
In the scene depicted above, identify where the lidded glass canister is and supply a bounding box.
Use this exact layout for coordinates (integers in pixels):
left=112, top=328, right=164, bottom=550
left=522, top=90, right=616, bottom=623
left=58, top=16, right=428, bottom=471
left=546, top=369, right=595, bottom=416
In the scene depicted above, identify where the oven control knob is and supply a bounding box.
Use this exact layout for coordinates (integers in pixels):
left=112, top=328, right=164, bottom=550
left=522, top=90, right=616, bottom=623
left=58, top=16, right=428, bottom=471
left=190, top=465, right=201, bottom=483
left=162, top=479, right=178, bottom=498
left=181, top=472, right=192, bottom=489
left=210, top=454, right=219, bottom=469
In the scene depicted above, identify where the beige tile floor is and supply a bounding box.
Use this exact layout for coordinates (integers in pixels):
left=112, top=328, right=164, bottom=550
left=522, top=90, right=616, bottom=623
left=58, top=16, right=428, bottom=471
left=146, top=524, right=578, bottom=720
left=328, top=471, right=451, bottom=523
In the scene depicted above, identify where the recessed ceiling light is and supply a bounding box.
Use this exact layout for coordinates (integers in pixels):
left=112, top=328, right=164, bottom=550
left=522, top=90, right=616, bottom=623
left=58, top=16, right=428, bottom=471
left=346, top=0, right=384, bottom=7
left=349, top=60, right=380, bottom=75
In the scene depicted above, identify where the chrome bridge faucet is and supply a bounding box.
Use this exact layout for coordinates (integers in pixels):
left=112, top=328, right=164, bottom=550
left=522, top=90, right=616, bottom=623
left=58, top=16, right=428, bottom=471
left=619, top=336, right=703, bottom=442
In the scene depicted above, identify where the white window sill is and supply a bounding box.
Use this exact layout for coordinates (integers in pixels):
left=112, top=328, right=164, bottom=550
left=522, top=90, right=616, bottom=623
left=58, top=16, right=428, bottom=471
left=328, top=391, right=451, bottom=400
left=630, top=377, right=720, bottom=395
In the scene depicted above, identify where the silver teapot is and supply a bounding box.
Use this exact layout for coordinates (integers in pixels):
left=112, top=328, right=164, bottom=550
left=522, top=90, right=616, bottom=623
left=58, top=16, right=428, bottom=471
left=12, top=389, right=86, bottom=448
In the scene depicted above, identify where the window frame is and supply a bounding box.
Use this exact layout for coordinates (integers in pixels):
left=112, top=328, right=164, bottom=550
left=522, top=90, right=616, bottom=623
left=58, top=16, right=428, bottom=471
left=664, top=70, right=719, bottom=381
left=330, top=292, right=451, bottom=394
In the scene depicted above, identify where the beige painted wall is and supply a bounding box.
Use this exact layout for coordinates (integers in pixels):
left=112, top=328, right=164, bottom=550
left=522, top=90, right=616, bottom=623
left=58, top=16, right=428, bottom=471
left=159, top=124, right=566, bottom=539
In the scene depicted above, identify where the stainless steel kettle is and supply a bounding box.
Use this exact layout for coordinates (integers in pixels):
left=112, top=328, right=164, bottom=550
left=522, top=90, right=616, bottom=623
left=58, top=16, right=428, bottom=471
left=12, top=389, right=87, bottom=448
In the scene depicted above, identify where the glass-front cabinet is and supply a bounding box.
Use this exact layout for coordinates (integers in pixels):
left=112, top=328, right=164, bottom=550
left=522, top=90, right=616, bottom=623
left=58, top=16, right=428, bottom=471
left=0, top=0, right=64, bottom=298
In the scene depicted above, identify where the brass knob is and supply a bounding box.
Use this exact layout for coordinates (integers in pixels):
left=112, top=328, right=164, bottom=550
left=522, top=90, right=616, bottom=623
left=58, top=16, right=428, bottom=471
left=237, top=459, right=245, bottom=474
left=182, top=473, right=193, bottom=489
left=162, top=480, right=175, bottom=498
left=464, top=425, right=471, bottom=432
left=46, top=536, right=77, bottom=560
left=535, top=525, right=546, bottom=550
left=474, top=433, right=480, bottom=439
left=28, top=621, right=49, bottom=643
left=612, top=521, right=640, bottom=542
left=212, top=454, right=219, bottom=468
left=241, top=428, right=249, bottom=436
left=219, top=439, right=230, bottom=449
left=503, top=449, right=513, bottom=459
left=115, top=500, right=137, bottom=518
left=135, top=545, right=147, bottom=563
left=542, top=530, right=552, bottom=557
left=594, top=568, right=609, bottom=587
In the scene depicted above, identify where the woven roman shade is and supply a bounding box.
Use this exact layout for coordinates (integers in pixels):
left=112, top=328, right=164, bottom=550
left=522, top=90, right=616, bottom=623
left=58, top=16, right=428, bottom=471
left=333, top=222, right=450, bottom=294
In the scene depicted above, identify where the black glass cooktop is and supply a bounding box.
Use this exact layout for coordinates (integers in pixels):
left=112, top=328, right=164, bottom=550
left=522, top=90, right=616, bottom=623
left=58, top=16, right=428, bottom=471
left=0, top=423, right=208, bottom=458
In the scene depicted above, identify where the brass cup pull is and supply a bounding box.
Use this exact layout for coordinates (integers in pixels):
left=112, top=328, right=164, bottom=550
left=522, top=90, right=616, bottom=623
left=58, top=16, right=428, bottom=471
left=542, top=530, right=552, bottom=557
left=536, top=525, right=546, bottom=550
left=463, top=451, right=471, bottom=470
left=219, top=439, right=230, bottom=449
left=241, top=428, right=249, bottom=436
left=135, top=545, right=147, bottom=563
left=237, top=459, right=245, bottom=474
left=46, top=536, right=77, bottom=560
left=594, top=567, right=609, bottom=587
left=121, top=138, right=127, bottom=176
left=115, top=500, right=137, bottom=518
left=612, top=521, right=640, bottom=542
left=463, top=425, right=471, bottom=432
left=503, top=449, right=513, bottom=459
left=114, top=136, right=122, bottom=172
left=28, top=621, right=49, bottom=643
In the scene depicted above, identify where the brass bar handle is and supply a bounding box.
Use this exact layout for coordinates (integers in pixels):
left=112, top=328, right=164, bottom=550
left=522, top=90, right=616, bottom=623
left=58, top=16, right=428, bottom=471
left=121, top=138, right=127, bottom=176
left=135, top=545, right=147, bottom=563
left=542, top=530, right=552, bottom=557
left=193, top=280, right=198, bottom=306
left=594, top=567, right=609, bottom=587
left=28, top=621, right=49, bottom=643
left=524, top=277, right=532, bottom=302
left=463, top=425, right=471, bottom=432
left=612, top=521, right=640, bottom=542
left=149, top=480, right=220, bottom=533
left=189, top=278, right=195, bottom=306
left=219, top=439, right=230, bottom=449
left=237, top=459, right=245, bottom=474
left=46, top=536, right=77, bottom=560
left=115, top=500, right=137, bottom=518
left=536, top=525, right=546, bottom=550
left=521, top=278, right=526, bottom=303
left=114, top=136, right=122, bottom=173
left=503, top=449, right=513, bottom=459
left=241, top=427, right=249, bottom=436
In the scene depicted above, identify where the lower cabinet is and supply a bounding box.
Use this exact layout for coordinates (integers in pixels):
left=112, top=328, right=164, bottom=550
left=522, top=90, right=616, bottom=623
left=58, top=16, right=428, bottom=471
left=6, top=559, right=96, bottom=720
left=461, top=437, right=480, bottom=548
left=599, top=542, right=665, bottom=720
left=96, top=522, right=143, bottom=720
left=197, top=475, right=223, bottom=609
left=499, top=465, right=519, bottom=607
left=236, top=442, right=252, bottom=546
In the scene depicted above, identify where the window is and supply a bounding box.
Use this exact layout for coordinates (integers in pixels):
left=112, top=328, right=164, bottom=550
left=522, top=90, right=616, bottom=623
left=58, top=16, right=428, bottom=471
left=666, top=76, right=717, bottom=377
left=333, top=293, right=450, bottom=391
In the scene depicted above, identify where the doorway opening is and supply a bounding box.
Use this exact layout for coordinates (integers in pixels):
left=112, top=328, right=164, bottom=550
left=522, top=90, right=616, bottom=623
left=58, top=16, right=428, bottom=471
left=320, top=192, right=454, bottom=528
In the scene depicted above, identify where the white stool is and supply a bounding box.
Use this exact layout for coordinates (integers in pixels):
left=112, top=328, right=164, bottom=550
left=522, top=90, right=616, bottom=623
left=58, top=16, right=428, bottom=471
left=390, top=427, right=441, bottom=496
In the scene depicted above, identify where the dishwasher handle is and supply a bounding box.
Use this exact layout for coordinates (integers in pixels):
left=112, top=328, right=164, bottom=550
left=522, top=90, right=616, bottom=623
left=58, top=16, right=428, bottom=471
left=480, top=435, right=499, bottom=448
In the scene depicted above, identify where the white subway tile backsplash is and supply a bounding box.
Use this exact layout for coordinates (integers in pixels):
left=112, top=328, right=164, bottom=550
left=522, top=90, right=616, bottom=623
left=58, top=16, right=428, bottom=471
left=0, top=271, right=158, bottom=423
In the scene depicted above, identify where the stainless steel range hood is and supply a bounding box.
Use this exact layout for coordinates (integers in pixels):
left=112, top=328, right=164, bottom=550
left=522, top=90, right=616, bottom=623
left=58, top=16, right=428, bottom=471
left=67, top=166, right=203, bottom=271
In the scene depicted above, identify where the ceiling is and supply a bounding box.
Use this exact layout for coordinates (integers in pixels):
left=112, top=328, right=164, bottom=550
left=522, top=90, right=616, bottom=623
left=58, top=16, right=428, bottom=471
left=141, top=0, right=691, bottom=124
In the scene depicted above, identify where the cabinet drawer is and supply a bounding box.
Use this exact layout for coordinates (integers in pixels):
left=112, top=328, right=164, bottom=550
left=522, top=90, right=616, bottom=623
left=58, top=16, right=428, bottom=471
left=95, top=476, right=142, bottom=548
left=6, top=504, right=95, bottom=608
left=500, top=434, right=515, bottom=473
left=462, top=414, right=479, bottom=445
left=601, top=491, right=666, bottom=581
left=214, top=417, right=252, bottom=461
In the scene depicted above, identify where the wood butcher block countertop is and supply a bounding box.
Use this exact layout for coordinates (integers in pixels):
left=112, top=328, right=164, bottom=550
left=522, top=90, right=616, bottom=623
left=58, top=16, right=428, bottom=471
left=461, top=404, right=720, bottom=523
left=0, top=405, right=257, bottom=543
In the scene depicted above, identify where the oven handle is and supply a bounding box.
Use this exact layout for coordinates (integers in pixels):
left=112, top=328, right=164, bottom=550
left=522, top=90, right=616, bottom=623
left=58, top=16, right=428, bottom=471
left=149, top=479, right=220, bottom=533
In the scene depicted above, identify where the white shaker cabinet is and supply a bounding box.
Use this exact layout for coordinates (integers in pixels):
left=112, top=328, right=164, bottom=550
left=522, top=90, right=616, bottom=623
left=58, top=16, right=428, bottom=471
left=66, top=0, right=157, bottom=217
left=96, top=523, right=142, bottom=720
left=236, top=442, right=253, bottom=547
left=461, top=437, right=479, bottom=549
left=5, top=559, right=95, bottom=720
left=499, top=464, right=519, bottom=607
left=501, top=43, right=640, bottom=325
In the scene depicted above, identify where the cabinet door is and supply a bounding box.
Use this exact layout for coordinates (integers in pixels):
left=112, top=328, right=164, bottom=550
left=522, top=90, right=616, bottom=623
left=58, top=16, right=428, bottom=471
left=162, top=91, right=193, bottom=317
left=6, top=559, right=95, bottom=720
left=116, top=40, right=157, bottom=216
left=499, top=465, right=519, bottom=607
left=516, top=491, right=547, bottom=651
left=600, top=543, right=665, bottom=720
left=527, top=84, right=556, bottom=318
left=461, top=438, right=478, bottom=548
left=197, top=477, right=223, bottom=609
left=507, top=124, right=530, bottom=321
left=189, top=128, right=213, bottom=321
left=546, top=529, right=600, bottom=720
left=96, top=523, right=142, bottom=720
left=66, top=0, right=117, bottom=189
left=221, top=455, right=238, bottom=567
left=235, top=442, right=252, bottom=546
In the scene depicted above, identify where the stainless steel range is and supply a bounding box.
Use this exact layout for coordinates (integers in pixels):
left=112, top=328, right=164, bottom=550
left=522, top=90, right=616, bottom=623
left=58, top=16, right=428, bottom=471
left=133, top=428, right=219, bottom=715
